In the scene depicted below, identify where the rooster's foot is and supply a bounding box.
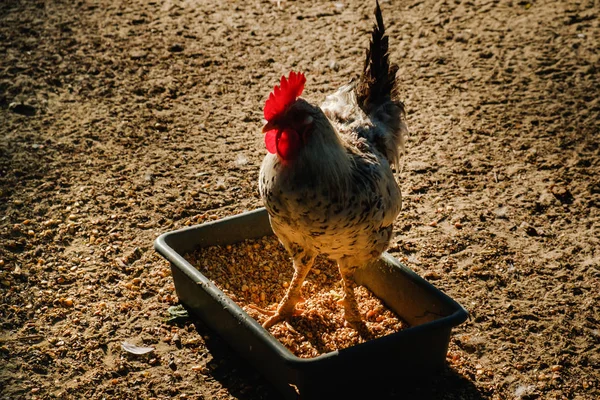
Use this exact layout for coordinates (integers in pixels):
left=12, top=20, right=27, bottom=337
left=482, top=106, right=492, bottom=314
left=247, top=304, right=276, bottom=316
left=263, top=309, right=302, bottom=329
left=262, top=313, right=283, bottom=329
left=261, top=300, right=304, bottom=329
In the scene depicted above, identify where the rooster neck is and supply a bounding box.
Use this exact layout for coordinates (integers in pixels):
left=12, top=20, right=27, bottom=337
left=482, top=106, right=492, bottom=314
left=292, top=119, right=352, bottom=191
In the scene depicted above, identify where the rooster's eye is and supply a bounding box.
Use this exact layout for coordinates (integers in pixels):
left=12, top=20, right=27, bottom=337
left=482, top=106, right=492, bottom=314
left=302, top=115, right=313, bottom=126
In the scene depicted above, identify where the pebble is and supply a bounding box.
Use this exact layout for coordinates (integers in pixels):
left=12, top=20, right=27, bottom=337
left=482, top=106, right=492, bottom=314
left=61, top=298, right=74, bottom=307
left=129, top=50, right=148, bottom=60
left=191, top=365, right=206, bottom=373
left=424, top=271, right=442, bottom=280
left=172, top=333, right=181, bottom=345
left=214, top=179, right=227, bottom=191
left=537, top=372, right=548, bottom=381
left=407, top=161, right=431, bottom=173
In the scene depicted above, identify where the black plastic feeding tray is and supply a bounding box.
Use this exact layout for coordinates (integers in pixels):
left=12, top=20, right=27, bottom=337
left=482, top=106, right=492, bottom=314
left=154, top=208, right=468, bottom=399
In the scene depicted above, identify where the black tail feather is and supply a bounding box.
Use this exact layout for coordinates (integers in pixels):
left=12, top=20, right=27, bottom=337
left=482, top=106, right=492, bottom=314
left=356, top=0, right=399, bottom=115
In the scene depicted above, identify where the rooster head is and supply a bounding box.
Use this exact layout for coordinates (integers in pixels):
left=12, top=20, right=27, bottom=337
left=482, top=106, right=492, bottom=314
left=262, top=71, right=315, bottom=162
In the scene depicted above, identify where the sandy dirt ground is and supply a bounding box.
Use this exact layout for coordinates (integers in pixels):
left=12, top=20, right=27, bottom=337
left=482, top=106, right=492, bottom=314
left=1, top=0, right=599, bottom=399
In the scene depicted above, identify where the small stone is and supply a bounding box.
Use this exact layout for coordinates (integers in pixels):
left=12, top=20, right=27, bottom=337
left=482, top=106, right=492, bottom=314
left=538, top=191, right=558, bottom=208
left=407, top=161, right=431, bottom=173
left=520, top=222, right=538, bottom=236
left=172, top=333, right=181, bottom=345
left=494, top=207, right=509, bottom=219
left=537, top=372, right=548, bottom=381
left=214, top=179, right=227, bottom=191
left=191, top=365, right=207, bottom=373
left=154, top=123, right=167, bottom=132
left=424, top=271, right=442, bottom=280
left=129, top=50, right=148, bottom=60
left=550, top=185, right=573, bottom=204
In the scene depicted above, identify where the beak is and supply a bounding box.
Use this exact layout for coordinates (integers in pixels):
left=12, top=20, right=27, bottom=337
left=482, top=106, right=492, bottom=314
left=262, top=120, right=277, bottom=133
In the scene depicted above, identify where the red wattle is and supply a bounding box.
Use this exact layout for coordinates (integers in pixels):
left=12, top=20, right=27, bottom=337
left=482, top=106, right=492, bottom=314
left=276, top=129, right=300, bottom=161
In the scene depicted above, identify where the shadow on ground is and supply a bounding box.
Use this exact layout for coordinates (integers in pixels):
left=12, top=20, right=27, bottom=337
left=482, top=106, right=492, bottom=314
left=191, top=318, right=484, bottom=400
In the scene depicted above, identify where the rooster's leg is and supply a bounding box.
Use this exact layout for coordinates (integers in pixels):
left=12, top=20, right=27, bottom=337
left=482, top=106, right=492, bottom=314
left=338, top=265, right=361, bottom=325
left=338, top=259, right=373, bottom=337
left=263, top=250, right=315, bottom=329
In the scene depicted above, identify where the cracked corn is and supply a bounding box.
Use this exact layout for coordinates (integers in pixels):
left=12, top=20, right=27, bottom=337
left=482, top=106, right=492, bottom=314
left=186, top=236, right=407, bottom=358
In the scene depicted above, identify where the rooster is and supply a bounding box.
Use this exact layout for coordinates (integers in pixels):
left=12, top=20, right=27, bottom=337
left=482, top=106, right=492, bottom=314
left=258, top=1, right=406, bottom=330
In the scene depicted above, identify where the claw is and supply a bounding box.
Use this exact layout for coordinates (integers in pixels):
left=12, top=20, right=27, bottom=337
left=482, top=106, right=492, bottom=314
left=263, top=313, right=284, bottom=329
left=247, top=304, right=276, bottom=316
left=291, top=307, right=304, bottom=317
left=261, top=303, right=305, bottom=329
left=260, top=250, right=315, bottom=330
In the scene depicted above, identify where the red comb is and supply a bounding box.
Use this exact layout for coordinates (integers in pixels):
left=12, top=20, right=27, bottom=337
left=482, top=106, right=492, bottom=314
left=264, top=71, right=306, bottom=121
